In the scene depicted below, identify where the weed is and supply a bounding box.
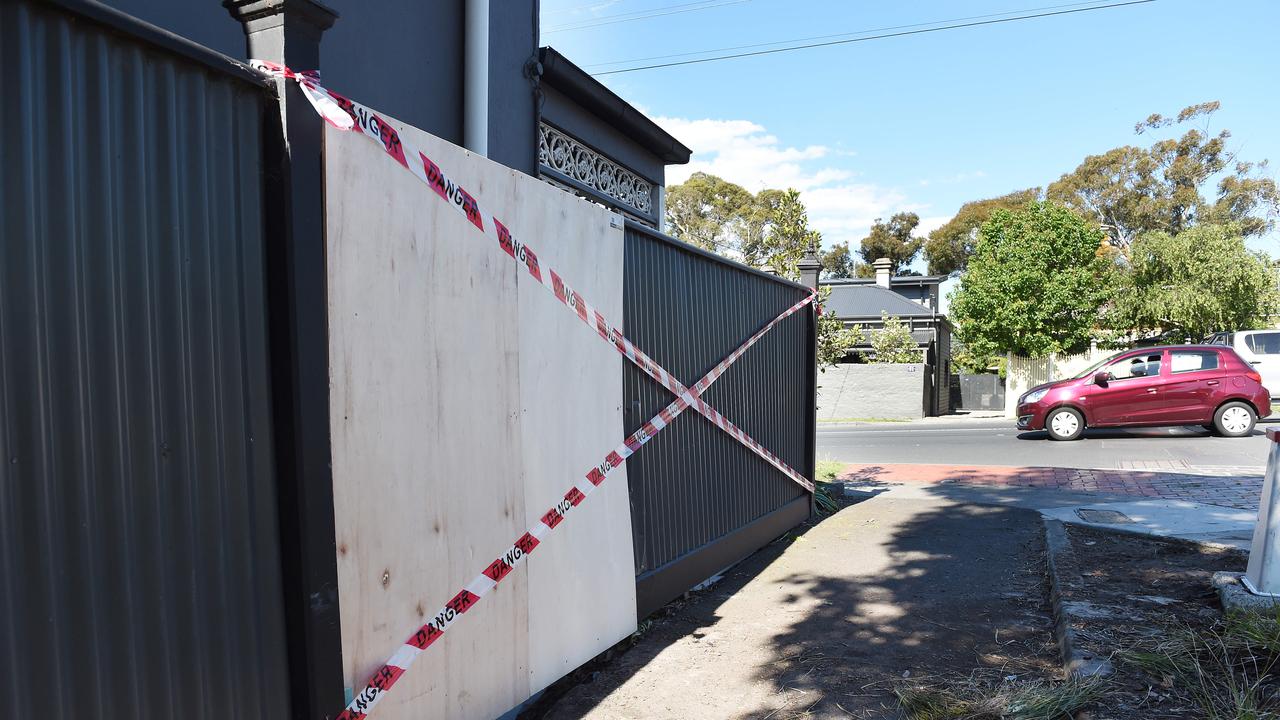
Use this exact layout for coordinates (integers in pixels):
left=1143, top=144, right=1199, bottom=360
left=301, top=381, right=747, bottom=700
left=895, top=676, right=1105, bottom=720
left=629, top=619, right=654, bottom=644
left=1118, top=609, right=1280, bottom=719
left=815, top=460, right=848, bottom=483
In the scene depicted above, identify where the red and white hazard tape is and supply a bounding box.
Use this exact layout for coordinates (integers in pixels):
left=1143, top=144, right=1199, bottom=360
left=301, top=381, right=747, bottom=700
left=250, top=61, right=816, bottom=719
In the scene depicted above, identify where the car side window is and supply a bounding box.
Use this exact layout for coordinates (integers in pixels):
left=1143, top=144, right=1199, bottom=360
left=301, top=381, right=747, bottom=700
left=1170, top=350, right=1220, bottom=373
left=1104, top=353, right=1163, bottom=380
left=1246, top=332, right=1280, bottom=355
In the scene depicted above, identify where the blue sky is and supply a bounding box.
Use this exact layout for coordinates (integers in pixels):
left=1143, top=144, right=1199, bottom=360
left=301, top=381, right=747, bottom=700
left=539, top=0, right=1280, bottom=267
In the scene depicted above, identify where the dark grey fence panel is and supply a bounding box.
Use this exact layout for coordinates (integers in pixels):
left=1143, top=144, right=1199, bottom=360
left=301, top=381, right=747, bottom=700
left=951, top=373, right=1006, bottom=410
left=622, top=222, right=814, bottom=617
left=0, top=2, right=289, bottom=718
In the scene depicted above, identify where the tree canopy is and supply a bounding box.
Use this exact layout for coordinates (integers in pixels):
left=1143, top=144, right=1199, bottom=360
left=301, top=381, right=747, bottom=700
left=923, top=189, right=1040, bottom=275
left=1107, top=224, right=1280, bottom=342
left=858, top=212, right=924, bottom=276
left=663, top=174, right=818, bottom=280
left=663, top=172, right=752, bottom=253
left=820, top=241, right=855, bottom=279
left=950, top=202, right=1113, bottom=358
left=1046, top=101, right=1280, bottom=247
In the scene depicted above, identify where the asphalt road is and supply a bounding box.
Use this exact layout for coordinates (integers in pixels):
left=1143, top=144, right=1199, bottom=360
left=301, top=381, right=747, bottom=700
left=817, top=416, right=1272, bottom=469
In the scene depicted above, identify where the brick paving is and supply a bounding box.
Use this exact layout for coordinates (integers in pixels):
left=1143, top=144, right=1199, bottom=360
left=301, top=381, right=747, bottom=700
left=837, top=463, right=1267, bottom=511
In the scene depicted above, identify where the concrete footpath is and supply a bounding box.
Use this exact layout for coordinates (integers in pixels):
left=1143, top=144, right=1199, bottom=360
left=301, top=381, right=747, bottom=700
left=542, top=490, right=1058, bottom=719
left=536, top=463, right=1266, bottom=718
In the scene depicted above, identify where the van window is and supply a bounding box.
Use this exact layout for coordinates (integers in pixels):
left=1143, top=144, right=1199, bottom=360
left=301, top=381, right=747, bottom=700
left=1246, top=332, right=1280, bottom=355
left=1171, top=350, right=1220, bottom=373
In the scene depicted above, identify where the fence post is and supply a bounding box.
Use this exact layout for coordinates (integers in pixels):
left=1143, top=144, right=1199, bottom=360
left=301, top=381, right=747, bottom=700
left=1245, top=429, right=1280, bottom=596
left=798, top=244, right=822, bottom=516
left=224, top=1, right=345, bottom=717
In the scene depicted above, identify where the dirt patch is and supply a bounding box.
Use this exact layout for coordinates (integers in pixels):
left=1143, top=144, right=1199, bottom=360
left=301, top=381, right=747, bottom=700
left=1054, top=525, right=1250, bottom=718
left=529, top=492, right=1063, bottom=719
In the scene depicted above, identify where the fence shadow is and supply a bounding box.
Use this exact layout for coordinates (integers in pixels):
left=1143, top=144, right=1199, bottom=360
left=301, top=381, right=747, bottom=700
left=528, top=488, right=1058, bottom=719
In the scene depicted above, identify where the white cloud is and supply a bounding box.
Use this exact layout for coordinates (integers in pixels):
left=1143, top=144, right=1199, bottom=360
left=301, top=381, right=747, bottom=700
left=655, top=115, right=923, bottom=249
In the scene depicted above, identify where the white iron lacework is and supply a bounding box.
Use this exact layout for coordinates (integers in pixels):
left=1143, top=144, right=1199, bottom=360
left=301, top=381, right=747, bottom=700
left=538, top=122, right=652, bottom=216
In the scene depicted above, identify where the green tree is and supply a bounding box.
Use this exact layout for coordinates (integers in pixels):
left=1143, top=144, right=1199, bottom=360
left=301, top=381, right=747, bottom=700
left=820, top=241, right=855, bottom=279
left=664, top=172, right=753, bottom=252
left=752, top=189, right=819, bottom=279
left=950, top=201, right=1113, bottom=358
left=951, top=341, right=1001, bottom=375
left=665, top=176, right=824, bottom=282
left=924, top=189, right=1040, bottom=274
left=1047, top=102, right=1280, bottom=247
left=816, top=287, right=865, bottom=368
left=858, top=212, right=924, bottom=275
left=870, top=313, right=920, bottom=363
left=1108, top=224, right=1280, bottom=341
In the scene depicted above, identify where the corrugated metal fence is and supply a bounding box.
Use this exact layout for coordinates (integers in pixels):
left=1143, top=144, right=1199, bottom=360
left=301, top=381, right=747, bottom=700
left=622, top=221, right=815, bottom=616
left=0, top=1, right=291, bottom=717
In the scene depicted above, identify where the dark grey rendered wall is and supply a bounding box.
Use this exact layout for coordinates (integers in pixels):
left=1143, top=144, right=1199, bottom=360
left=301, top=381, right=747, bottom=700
left=96, top=0, right=537, bottom=173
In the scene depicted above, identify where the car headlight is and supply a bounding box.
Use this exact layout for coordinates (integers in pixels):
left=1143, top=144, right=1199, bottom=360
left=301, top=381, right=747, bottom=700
left=1023, top=389, right=1048, bottom=404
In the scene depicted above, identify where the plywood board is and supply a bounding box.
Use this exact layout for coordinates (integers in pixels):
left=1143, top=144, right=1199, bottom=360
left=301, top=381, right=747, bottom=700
left=326, top=108, right=635, bottom=720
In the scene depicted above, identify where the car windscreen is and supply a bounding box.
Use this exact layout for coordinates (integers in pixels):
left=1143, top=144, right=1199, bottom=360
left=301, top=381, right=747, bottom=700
left=1072, top=351, right=1126, bottom=379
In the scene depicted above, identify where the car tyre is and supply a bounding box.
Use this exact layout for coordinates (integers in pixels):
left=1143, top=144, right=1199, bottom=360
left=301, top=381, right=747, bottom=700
left=1213, top=401, right=1257, bottom=438
left=1046, top=407, right=1085, bottom=441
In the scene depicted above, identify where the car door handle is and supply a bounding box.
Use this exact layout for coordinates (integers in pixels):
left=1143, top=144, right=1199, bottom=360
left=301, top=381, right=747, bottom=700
left=1207, top=380, right=1220, bottom=386
left=1146, top=388, right=1158, bottom=394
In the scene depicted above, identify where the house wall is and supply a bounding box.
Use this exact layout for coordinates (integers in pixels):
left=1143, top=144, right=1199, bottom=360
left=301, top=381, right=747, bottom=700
left=817, top=363, right=931, bottom=421
left=325, top=108, right=636, bottom=719
left=98, top=0, right=538, bottom=173
left=540, top=85, right=665, bottom=185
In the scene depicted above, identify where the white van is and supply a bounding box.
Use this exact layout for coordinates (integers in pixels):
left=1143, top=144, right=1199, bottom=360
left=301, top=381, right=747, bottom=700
left=1205, top=330, right=1280, bottom=400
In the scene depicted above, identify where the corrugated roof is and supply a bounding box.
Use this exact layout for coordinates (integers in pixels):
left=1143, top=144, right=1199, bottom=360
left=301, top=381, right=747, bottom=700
left=825, top=284, right=938, bottom=319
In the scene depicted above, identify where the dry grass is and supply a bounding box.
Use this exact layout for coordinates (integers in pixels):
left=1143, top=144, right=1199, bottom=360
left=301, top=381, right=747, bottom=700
left=1118, top=608, right=1280, bottom=719
left=894, top=676, right=1105, bottom=720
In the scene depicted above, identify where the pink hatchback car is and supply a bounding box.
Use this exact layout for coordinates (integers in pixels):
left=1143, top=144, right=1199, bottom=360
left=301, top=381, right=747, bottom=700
left=1016, top=345, right=1270, bottom=441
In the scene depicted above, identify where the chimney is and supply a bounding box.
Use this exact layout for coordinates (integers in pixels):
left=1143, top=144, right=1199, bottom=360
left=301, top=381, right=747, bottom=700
left=873, top=258, right=892, bottom=288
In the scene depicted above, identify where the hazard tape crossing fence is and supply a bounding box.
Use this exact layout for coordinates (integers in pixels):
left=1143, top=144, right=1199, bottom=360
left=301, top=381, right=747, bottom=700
left=250, top=61, right=816, bottom=719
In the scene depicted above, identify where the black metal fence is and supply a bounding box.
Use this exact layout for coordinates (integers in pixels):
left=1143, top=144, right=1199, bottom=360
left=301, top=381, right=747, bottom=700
left=0, top=2, right=293, bottom=717
left=621, top=221, right=816, bottom=617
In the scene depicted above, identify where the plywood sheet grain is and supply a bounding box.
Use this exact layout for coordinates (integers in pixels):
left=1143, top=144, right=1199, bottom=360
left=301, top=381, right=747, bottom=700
left=326, top=109, right=634, bottom=720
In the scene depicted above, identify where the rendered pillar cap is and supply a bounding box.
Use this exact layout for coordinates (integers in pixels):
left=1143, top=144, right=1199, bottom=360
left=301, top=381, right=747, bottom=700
left=223, top=0, right=338, bottom=33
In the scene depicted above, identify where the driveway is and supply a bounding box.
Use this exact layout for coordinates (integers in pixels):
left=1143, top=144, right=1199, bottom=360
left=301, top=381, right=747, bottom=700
left=818, top=416, right=1272, bottom=470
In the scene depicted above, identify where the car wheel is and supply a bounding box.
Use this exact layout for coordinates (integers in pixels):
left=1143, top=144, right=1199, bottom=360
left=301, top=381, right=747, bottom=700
left=1214, top=402, right=1257, bottom=438
left=1046, top=407, right=1085, bottom=441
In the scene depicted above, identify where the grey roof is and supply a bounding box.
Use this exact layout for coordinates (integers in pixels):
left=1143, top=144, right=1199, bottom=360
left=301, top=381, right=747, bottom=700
left=825, top=285, right=939, bottom=319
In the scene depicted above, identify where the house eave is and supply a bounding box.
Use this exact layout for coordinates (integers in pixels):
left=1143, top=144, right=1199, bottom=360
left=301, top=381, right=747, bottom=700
left=538, top=47, right=692, bottom=165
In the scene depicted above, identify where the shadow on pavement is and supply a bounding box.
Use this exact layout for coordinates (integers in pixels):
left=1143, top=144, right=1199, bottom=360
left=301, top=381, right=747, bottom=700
left=533, top=491, right=1058, bottom=719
